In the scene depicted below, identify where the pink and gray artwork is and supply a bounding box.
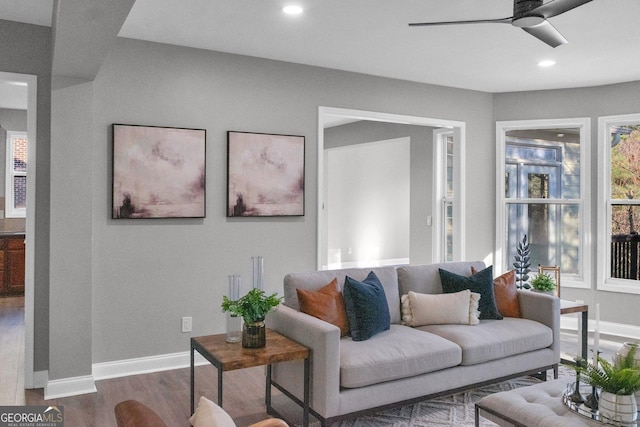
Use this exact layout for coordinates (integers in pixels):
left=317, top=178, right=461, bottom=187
left=227, top=131, right=304, bottom=217
left=112, top=124, right=206, bottom=219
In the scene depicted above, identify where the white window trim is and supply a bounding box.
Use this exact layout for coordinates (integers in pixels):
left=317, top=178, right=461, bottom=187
left=433, top=128, right=454, bottom=262
left=495, top=118, right=591, bottom=289
left=597, top=113, right=640, bottom=295
left=5, top=130, right=27, bottom=218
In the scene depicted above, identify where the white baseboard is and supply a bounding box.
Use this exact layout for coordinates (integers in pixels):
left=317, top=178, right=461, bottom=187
left=32, top=370, right=48, bottom=389
left=44, top=374, right=97, bottom=400
left=93, top=350, right=209, bottom=380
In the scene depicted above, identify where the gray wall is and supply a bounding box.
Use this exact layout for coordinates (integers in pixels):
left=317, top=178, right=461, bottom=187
left=0, top=19, right=51, bottom=372
left=50, top=82, right=94, bottom=380
left=494, top=81, right=640, bottom=326
left=70, top=37, right=493, bottom=364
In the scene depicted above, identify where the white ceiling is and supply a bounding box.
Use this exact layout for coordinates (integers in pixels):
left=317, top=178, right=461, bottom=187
left=0, top=0, right=639, bottom=111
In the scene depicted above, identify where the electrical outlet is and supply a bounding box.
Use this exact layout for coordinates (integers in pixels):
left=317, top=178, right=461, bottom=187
left=181, top=316, right=192, bottom=333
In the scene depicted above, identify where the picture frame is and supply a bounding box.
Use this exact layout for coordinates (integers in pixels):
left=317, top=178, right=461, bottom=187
left=227, top=131, right=305, bottom=217
left=112, top=124, right=206, bottom=219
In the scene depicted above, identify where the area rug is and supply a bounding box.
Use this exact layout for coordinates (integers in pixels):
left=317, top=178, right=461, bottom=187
left=330, top=367, right=574, bottom=427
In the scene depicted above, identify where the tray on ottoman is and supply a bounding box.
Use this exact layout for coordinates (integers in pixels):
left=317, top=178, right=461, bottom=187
left=475, top=379, right=602, bottom=427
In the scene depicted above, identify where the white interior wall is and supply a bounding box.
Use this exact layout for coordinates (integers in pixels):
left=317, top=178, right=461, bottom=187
left=326, top=137, right=410, bottom=268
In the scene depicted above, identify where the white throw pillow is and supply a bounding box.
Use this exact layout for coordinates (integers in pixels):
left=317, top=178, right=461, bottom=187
left=401, top=289, right=480, bottom=326
left=189, top=396, right=237, bottom=427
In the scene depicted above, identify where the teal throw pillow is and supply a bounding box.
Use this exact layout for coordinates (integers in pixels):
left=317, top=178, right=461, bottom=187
left=439, top=266, right=503, bottom=320
left=343, top=271, right=391, bottom=341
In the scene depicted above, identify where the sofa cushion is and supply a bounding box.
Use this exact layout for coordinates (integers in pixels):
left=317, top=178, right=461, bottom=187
left=420, top=318, right=553, bottom=366
left=297, top=278, right=349, bottom=336
left=439, top=266, right=503, bottom=320
left=343, top=272, right=391, bottom=341
left=401, top=289, right=480, bottom=326
left=339, top=325, right=462, bottom=388
left=283, top=266, right=401, bottom=324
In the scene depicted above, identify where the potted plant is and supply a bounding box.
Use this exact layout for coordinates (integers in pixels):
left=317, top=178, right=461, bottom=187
left=530, top=272, right=556, bottom=294
left=222, top=288, right=283, bottom=348
left=577, top=345, right=640, bottom=423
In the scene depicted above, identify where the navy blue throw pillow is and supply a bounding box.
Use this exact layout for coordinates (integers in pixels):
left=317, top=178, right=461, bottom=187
left=343, top=271, right=391, bottom=341
left=439, top=266, right=503, bottom=320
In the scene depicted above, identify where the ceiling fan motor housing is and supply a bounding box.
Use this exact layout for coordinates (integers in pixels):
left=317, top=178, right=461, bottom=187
left=512, top=0, right=545, bottom=27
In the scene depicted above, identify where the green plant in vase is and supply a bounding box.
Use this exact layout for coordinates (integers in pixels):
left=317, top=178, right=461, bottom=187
left=576, top=345, right=640, bottom=423
left=530, top=273, right=556, bottom=293
left=222, top=288, right=283, bottom=348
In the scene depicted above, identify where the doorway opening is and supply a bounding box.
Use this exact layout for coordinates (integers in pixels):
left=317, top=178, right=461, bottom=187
left=317, top=107, right=466, bottom=270
left=0, top=71, right=37, bottom=391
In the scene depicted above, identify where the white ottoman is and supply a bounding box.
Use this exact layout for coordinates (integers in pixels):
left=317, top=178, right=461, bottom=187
left=475, top=379, right=601, bottom=427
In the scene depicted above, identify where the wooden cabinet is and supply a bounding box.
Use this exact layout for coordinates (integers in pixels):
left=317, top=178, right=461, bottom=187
left=0, top=235, right=25, bottom=296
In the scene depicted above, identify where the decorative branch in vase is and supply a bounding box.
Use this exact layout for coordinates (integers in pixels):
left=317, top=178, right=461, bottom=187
left=513, top=234, right=531, bottom=289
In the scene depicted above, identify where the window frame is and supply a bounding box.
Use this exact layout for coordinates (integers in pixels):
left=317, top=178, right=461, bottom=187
left=433, top=128, right=455, bottom=262
left=495, top=118, right=591, bottom=289
left=5, top=130, right=27, bottom=218
left=597, top=113, right=640, bottom=294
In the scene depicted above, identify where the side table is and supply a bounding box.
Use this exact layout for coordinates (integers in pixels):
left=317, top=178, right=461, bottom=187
left=190, top=328, right=310, bottom=427
left=560, top=300, right=588, bottom=363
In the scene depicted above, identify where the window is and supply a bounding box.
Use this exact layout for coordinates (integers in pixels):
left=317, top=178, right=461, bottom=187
left=496, top=119, right=590, bottom=288
left=598, top=114, right=640, bottom=294
left=5, top=131, right=27, bottom=218
left=434, top=129, right=455, bottom=262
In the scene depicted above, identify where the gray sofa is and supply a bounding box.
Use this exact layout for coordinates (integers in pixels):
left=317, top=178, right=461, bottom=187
left=268, top=261, right=560, bottom=426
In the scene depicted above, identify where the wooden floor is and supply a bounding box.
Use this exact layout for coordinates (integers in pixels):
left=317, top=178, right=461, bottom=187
left=0, top=297, right=631, bottom=426
left=0, top=296, right=283, bottom=426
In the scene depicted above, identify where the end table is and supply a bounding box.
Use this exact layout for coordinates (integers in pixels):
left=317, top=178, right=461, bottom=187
left=190, top=328, right=310, bottom=426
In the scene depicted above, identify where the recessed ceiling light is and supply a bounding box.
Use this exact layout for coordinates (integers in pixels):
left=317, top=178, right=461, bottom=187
left=538, top=60, right=556, bottom=68
left=283, top=5, right=303, bottom=15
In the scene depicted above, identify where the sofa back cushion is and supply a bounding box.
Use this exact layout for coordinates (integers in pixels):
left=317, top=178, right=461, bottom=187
left=397, top=261, right=486, bottom=296
left=283, top=266, right=401, bottom=324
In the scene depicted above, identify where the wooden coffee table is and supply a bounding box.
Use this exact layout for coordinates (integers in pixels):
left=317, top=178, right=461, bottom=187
left=190, top=328, right=310, bottom=426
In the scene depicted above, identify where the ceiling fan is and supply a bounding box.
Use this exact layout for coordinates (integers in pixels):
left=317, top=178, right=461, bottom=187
left=409, top=0, right=593, bottom=48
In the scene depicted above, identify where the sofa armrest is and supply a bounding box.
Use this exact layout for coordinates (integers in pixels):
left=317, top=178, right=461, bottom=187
left=518, top=290, right=561, bottom=362
left=267, top=304, right=341, bottom=418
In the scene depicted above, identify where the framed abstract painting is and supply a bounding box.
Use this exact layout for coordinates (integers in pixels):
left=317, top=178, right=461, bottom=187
left=227, top=131, right=305, bottom=217
left=112, top=124, right=206, bottom=219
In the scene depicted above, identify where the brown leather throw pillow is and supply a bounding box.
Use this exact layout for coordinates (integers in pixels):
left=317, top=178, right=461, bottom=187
left=471, top=267, right=522, bottom=318
left=296, top=278, right=350, bottom=336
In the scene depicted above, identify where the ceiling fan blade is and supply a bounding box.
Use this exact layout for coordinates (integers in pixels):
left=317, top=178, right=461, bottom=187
left=409, top=17, right=511, bottom=27
left=531, top=0, right=593, bottom=19
left=522, top=20, right=568, bottom=47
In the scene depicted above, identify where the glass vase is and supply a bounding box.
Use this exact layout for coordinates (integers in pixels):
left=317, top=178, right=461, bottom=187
left=225, top=313, right=241, bottom=343
left=225, top=275, right=242, bottom=343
